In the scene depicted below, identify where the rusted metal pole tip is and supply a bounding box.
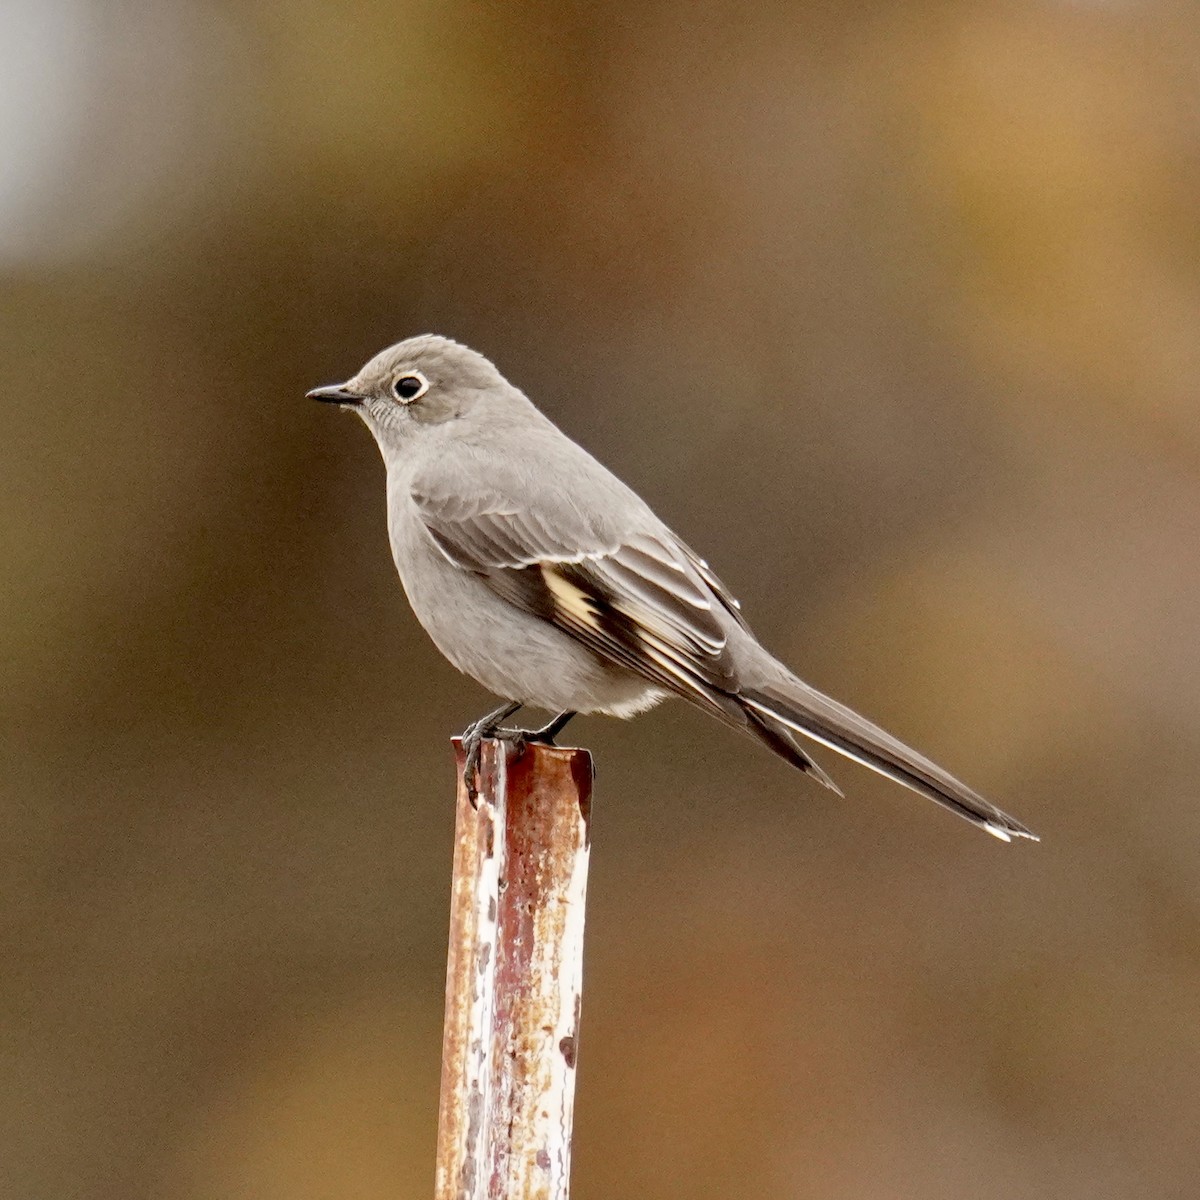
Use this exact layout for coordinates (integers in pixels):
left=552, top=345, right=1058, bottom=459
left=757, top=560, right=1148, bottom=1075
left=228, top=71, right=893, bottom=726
left=451, top=738, right=594, bottom=817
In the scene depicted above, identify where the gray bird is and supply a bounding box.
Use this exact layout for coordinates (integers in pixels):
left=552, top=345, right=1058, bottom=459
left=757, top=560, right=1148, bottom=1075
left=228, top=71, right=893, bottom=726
left=309, top=335, right=1036, bottom=842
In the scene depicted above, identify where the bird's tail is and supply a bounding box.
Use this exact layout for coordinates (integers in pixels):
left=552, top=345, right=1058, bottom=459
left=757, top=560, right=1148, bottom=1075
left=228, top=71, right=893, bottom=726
left=737, top=671, right=1037, bottom=842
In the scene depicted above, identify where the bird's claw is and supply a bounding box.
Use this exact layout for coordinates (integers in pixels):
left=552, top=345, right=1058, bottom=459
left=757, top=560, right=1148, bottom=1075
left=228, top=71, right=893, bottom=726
left=462, top=734, right=484, bottom=809
left=464, top=727, right=535, bottom=805
left=459, top=701, right=523, bottom=808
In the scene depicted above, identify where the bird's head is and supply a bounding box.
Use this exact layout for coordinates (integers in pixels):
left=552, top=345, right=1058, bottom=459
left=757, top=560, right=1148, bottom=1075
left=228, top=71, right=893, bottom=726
left=308, top=334, right=515, bottom=456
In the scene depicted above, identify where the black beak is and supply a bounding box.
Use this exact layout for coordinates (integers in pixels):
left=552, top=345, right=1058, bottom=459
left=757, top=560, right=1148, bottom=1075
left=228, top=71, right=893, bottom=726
left=306, top=383, right=362, bottom=406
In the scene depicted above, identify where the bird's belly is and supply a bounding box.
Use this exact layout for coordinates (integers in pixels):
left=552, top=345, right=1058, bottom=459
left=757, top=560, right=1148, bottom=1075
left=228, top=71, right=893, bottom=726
left=389, top=511, right=663, bottom=716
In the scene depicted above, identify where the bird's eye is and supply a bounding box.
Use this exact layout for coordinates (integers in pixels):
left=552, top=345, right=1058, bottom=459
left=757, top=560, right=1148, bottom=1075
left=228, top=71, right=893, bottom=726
left=393, top=372, right=429, bottom=403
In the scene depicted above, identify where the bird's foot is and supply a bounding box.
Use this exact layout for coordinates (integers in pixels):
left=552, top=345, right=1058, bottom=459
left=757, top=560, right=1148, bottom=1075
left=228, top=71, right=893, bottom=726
left=460, top=701, right=522, bottom=808
left=461, top=710, right=579, bottom=807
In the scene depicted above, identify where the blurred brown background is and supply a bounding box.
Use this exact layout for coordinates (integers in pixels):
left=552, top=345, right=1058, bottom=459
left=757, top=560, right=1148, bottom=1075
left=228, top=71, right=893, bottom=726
left=3, top=1, right=1198, bottom=1197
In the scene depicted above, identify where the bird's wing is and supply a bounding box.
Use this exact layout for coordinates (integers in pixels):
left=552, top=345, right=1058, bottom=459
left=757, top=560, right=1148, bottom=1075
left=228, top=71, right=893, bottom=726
left=411, top=472, right=741, bottom=700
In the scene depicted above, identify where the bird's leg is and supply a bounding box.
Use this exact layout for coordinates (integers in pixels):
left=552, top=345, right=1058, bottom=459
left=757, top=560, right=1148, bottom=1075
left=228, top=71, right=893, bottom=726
left=521, top=710, right=577, bottom=744
left=460, top=700, right=522, bottom=808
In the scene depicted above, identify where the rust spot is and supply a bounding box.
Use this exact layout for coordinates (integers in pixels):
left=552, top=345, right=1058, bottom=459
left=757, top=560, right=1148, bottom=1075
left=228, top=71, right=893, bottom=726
left=461, top=1083, right=483, bottom=1194
left=476, top=943, right=490, bottom=975
left=559, top=1035, right=577, bottom=1068
left=570, top=751, right=594, bottom=845
left=535, top=1149, right=551, bottom=1170
left=487, top=896, right=496, bottom=923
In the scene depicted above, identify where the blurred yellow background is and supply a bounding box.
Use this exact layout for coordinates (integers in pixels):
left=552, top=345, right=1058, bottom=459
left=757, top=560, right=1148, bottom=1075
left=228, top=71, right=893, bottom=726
left=3, top=1, right=1198, bottom=1197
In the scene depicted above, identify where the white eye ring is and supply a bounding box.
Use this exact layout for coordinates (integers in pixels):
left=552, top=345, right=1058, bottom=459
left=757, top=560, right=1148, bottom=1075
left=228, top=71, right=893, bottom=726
left=392, top=370, right=430, bottom=403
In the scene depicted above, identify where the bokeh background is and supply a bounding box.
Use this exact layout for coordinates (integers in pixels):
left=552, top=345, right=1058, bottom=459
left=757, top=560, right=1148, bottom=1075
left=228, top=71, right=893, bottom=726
left=3, top=1, right=1199, bottom=1196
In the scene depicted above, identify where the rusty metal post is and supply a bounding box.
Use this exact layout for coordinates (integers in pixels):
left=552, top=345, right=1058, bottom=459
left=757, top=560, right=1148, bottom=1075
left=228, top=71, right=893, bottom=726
left=435, top=737, right=594, bottom=1200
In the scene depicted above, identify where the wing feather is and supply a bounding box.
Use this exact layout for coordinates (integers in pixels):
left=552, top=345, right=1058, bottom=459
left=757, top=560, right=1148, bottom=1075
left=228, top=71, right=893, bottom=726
left=411, top=480, right=736, bottom=700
